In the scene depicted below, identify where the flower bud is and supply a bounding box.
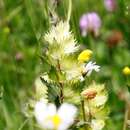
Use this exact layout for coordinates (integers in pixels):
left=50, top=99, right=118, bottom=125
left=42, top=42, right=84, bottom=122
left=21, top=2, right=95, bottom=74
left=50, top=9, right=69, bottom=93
left=79, top=12, right=101, bottom=37
left=104, top=0, right=117, bottom=12
left=81, top=88, right=97, bottom=100
left=122, top=66, right=130, bottom=75
left=106, top=30, right=123, bottom=48
left=78, top=49, right=93, bottom=62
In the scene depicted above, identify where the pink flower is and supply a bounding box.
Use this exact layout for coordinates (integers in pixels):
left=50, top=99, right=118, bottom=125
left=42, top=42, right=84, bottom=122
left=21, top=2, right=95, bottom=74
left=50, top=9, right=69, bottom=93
left=104, top=0, right=117, bottom=12
left=79, top=12, right=101, bottom=37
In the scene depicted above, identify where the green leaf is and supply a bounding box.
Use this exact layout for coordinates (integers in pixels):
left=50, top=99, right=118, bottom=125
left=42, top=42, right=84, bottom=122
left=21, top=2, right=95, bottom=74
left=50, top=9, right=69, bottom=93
left=40, top=77, right=60, bottom=105
left=0, top=86, right=4, bottom=99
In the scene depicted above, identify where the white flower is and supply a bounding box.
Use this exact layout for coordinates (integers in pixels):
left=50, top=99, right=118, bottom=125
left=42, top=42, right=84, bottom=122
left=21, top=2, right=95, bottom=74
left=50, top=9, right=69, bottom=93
left=83, top=61, right=100, bottom=76
left=34, top=100, right=77, bottom=130
left=91, top=119, right=105, bottom=130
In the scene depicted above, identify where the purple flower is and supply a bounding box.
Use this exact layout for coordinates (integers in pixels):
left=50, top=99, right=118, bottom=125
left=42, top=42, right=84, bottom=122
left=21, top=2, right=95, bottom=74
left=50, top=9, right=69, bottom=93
left=104, top=0, right=117, bottom=12
left=79, top=12, right=101, bottom=37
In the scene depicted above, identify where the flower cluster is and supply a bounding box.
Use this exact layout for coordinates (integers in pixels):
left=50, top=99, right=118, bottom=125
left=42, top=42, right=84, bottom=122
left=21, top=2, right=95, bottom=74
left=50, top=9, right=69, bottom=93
left=81, top=82, right=109, bottom=130
left=79, top=12, right=101, bottom=37
left=44, top=21, right=100, bottom=82
left=29, top=20, right=108, bottom=130
left=104, top=0, right=117, bottom=12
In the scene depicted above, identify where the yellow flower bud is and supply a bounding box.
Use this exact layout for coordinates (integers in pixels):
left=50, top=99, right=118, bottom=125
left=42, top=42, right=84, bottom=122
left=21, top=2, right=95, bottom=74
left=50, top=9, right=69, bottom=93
left=122, top=66, right=130, bottom=75
left=78, top=49, right=93, bottom=62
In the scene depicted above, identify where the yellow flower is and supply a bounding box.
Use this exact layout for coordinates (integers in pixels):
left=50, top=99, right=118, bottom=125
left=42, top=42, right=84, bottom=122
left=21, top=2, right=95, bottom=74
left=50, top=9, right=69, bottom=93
left=78, top=49, right=93, bottom=62
left=122, top=66, right=130, bottom=75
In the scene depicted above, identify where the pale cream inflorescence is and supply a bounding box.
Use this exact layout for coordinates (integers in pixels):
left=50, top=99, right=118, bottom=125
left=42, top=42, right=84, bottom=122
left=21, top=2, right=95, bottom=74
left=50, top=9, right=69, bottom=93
left=44, top=21, right=100, bottom=81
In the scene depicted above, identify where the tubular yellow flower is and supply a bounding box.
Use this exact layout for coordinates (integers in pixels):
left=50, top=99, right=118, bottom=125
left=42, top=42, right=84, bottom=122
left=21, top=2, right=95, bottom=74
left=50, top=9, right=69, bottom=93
left=122, top=66, right=130, bottom=75
left=78, top=49, right=93, bottom=62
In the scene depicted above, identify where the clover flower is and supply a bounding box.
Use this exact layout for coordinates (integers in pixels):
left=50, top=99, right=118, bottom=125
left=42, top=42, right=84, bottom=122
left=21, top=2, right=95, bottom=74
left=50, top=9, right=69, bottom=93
left=34, top=100, right=77, bottom=130
left=106, top=30, right=123, bottom=48
left=79, top=12, right=101, bottom=37
left=123, top=66, right=130, bottom=75
left=104, top=0, right=117, bottom=12
left=81, top=82, right=109, bottom=130
left=81, top=82, right=108, bottom=107
left=44, top=21, right=79, bottom=61
left=82, top=61, right=100, bottom=76
left=78, top=49, right=93, bottom=62
left=81, top=83, right=108, bottom=128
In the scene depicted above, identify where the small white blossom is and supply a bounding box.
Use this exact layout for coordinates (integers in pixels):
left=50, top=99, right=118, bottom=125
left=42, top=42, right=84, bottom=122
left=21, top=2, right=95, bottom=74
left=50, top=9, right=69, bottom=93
left=83, top=61, right=100, bottom=76
left=34, top=100, right=77, bottom=130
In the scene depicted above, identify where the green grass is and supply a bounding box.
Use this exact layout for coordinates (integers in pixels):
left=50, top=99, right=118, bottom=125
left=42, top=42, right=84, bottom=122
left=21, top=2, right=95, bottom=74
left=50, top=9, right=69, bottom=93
left=0, top=0, right=130, bottom=129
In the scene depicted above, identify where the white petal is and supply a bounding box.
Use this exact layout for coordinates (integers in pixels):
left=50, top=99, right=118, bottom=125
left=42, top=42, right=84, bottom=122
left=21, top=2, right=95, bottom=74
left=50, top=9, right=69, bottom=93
left=34, top=100, right=57, bottom=129
left=34, top=100, right=47, bottom=122
left=58, top=103, right=77, bottom=130
left=47, top=103, right=57, bottom=116
left=34, top=100, right=50, bottom=128
left=84, top=61, right=100, bottom=76
left=79, top=76, right=85, bottom=81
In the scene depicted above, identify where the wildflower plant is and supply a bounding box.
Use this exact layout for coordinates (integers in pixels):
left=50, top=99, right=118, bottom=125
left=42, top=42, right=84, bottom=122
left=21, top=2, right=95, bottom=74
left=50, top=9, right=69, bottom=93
left=79, top=12, right=101, bottom=37
left=24, top=1, right=109, bottom=130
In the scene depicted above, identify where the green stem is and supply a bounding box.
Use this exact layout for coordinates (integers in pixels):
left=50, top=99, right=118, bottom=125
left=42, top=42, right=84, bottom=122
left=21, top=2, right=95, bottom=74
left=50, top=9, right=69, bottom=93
left=81, top=99, right=88, bottom=130
left=123, top=103, right=129, bottom=130
left=18, top=118, right=29, bottom=130
left=67, top=0, right=72, bottom=23
left=57, top=60, right=64, bottom=104
left=87, top=100, right=92, bottom=122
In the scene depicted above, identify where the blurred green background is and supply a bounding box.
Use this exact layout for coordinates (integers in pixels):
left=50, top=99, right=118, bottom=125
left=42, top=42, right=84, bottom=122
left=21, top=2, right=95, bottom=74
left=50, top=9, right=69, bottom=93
left=0, top=0, right=130, bottom=129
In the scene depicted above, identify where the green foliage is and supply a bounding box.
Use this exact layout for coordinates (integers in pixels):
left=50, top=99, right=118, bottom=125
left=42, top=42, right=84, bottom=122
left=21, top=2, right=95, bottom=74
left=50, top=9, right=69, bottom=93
left=1, top=0, right=130, bottom=130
